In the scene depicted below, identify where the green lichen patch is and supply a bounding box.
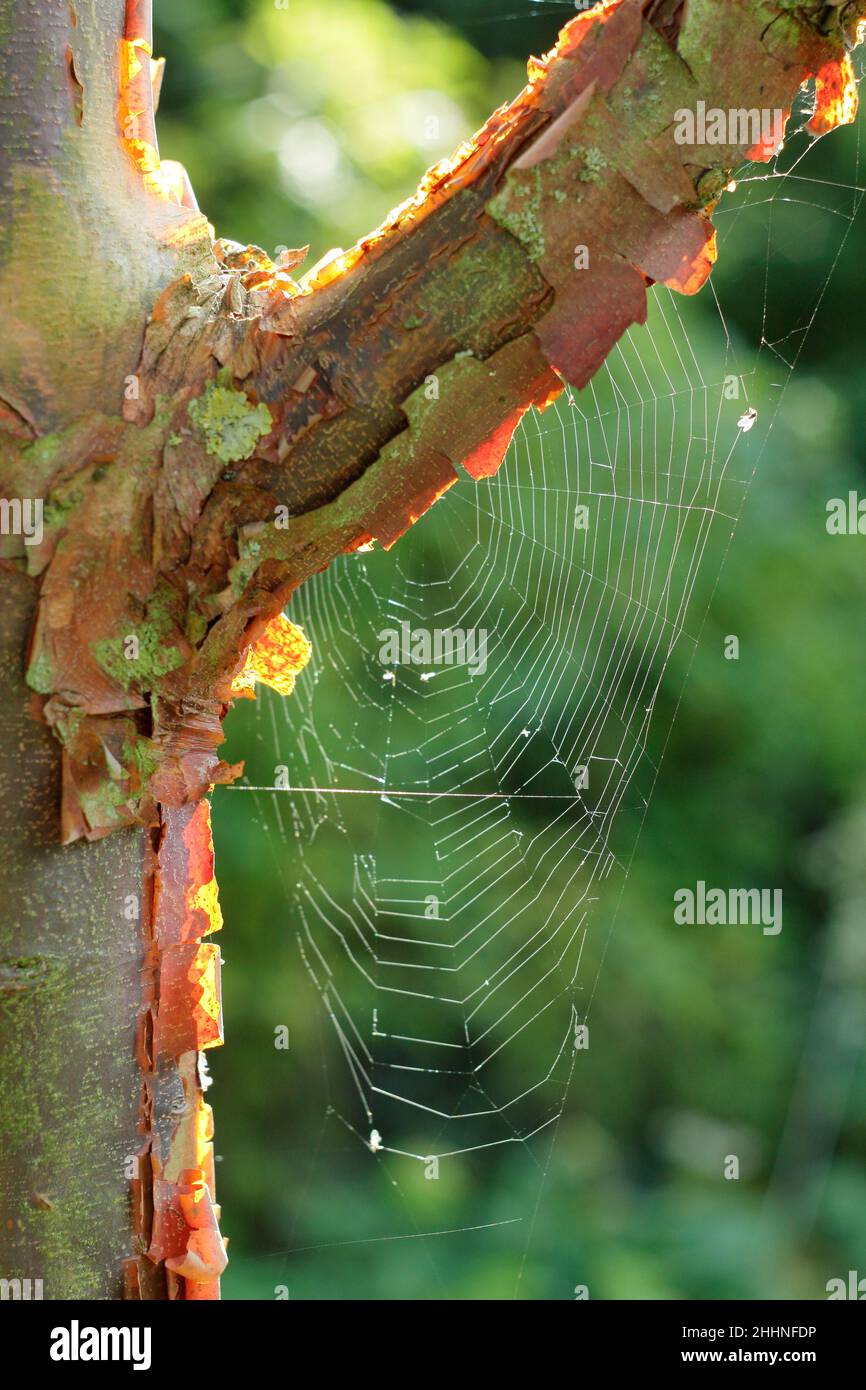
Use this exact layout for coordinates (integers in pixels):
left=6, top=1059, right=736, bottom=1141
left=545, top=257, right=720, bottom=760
left=488, top=165, right=546, bottom=262
left=188, top=373, right=272, bottom=464
left=25, top=647, right=54, bottom=696
left=579, top=146, right=607, bottom=183
left=122, top=735, right=160, bottom=784
left=610, top=24, right=698, bottom=138
left=92, top=596, right=186, bottom=693
left=695, top=166, right=734, bottom=207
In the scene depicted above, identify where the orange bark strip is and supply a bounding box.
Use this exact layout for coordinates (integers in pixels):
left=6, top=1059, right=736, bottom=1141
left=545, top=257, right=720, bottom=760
left=463, top=409, right=531, bottom=483
left=165, top=1170, right=228, bottom=1293
left=154, top=801, right=224, bottom=945
left=155, top=942, right=222, bottom=1057
left=125, top=0, right=153, bottom=48
left=230, top=612, right=312, bottom=698
left=809, top=54, right=860, bottom=136
left=136, top=800, right=228, bottom=1298
left=745, top=108, right=791, bottom=164
left=120, top=0, right=197, bottom=209
left=119, top=33, right=159, bottom=175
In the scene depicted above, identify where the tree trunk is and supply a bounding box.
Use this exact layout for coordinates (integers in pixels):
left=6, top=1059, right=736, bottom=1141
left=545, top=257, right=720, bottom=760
left=1, top=0, right=863, bottom=1299
left=0, top=0, right=218, bottom=1299
left=0, top=571, right=149, bottom=1298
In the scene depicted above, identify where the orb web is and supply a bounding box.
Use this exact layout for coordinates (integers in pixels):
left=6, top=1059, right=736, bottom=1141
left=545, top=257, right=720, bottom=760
left=218, top=74, right=865, bottom=1292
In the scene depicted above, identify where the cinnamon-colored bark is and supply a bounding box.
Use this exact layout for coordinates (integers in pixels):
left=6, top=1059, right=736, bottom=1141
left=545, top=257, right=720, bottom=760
left=6, top=0, right=863, bottom=843
left=1, top=0, right=864, bottom=1298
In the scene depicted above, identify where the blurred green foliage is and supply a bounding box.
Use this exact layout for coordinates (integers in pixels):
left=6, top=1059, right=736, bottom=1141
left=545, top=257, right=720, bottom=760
left=154, top=0, right=866, bottom=1299
left=155, top=0, right=521, bottom=253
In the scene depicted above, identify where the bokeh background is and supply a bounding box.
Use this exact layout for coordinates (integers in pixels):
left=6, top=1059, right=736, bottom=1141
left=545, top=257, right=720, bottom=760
left=153, top=0, right=866, bottom=1299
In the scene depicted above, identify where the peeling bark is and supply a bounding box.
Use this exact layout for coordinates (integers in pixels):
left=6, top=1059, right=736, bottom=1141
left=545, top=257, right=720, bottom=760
left=6, top=0, right=863, bottom=841
left=1, top=0, right=864, bottom=1298
left=132, top=800, right=226, bottom=1300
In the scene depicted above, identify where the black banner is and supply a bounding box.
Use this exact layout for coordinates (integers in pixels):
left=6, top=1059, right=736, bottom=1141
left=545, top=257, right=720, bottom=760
left=3, top=1298, right=864, bottom=1375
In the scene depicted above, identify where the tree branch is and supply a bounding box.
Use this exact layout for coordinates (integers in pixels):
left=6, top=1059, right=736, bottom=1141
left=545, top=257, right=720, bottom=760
left=3, top=0, right=864, bottom=841
left=1, top=0, right=864, bottom=1305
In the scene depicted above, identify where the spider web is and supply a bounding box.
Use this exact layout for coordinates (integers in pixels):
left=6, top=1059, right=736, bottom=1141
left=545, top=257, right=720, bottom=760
left=216, top=76, right=865, bottom=1296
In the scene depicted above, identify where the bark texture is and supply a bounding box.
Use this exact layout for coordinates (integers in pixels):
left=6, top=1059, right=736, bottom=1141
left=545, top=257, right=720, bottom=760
left=0, top=570, right=148, bottom=1298
left=1, top=0, right=864, bottom=1299
left=6, top=0, right=863, bottom=843
left=0, top=0, right=215, bottom=1299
